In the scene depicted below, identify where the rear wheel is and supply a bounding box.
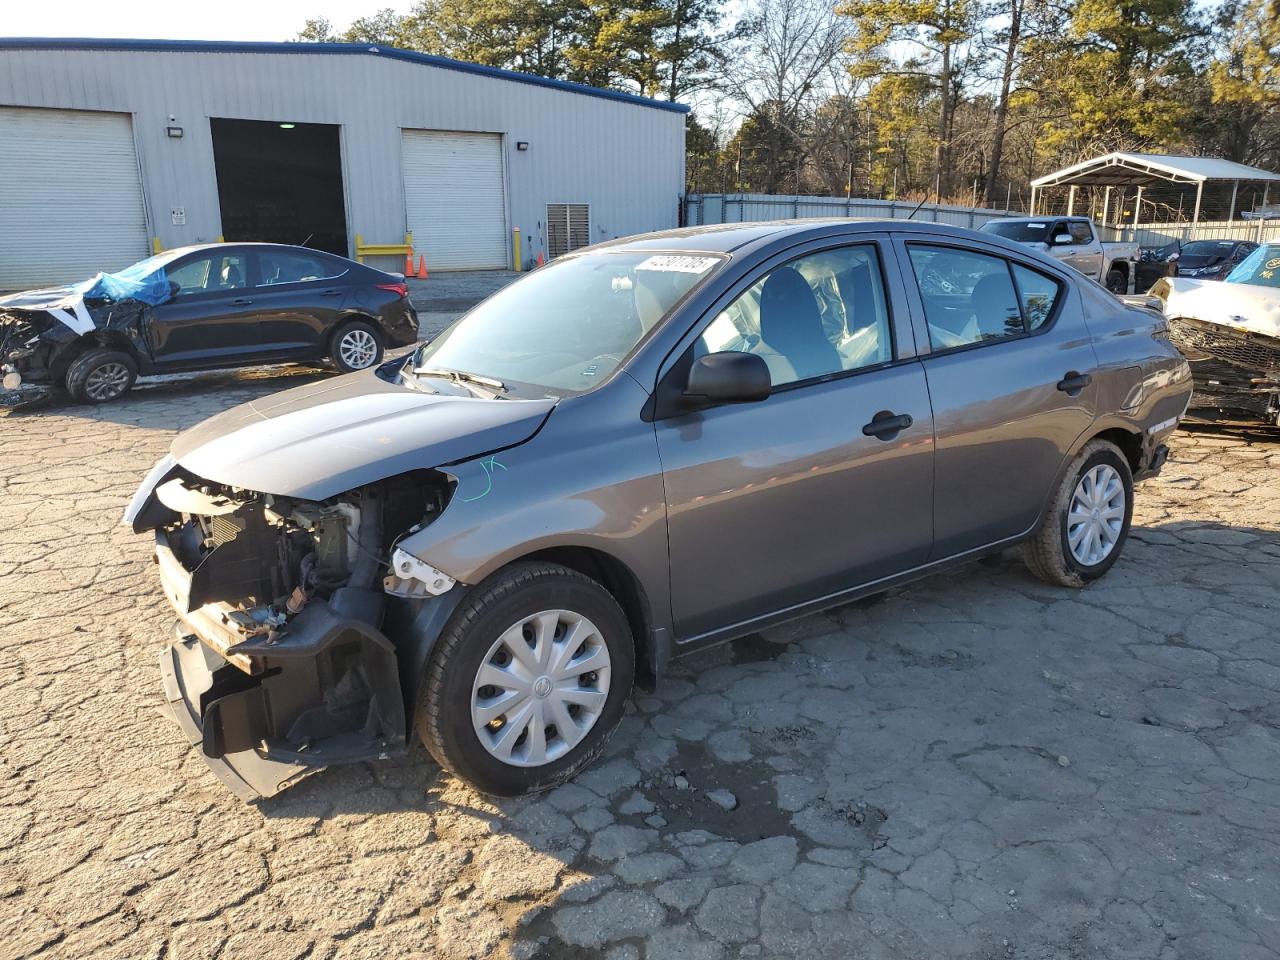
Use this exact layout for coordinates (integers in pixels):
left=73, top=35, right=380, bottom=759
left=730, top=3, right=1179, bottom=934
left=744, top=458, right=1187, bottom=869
left=330, top=319, right=384, bottom=373
left=65, top=348, right=137, bottom=403
left=1105, top=268, right=1128, bottom=294
left=1022, top=439, right=1134, bottom=587
left=417, top=562, right=635, bottom=796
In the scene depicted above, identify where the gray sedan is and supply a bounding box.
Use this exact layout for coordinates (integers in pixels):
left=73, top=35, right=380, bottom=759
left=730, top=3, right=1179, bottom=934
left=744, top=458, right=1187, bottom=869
left=125, top=219, right=1193, bottom=800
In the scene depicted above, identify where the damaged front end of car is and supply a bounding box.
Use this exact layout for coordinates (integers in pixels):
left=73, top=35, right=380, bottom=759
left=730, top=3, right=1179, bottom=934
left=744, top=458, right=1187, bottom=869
left=1167, top=316, right=1280, bottom=425
left=1, top=298, right=151, bottom=410
left=128, top=461, right=465, bottom=801
left=0, top=308, right=63, bottom=409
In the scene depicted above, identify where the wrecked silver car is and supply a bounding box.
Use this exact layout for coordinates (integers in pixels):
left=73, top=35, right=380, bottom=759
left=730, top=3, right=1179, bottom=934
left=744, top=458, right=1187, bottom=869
left=1150, top=242, right=1280, bottom=426
left=126, top=220, right=1192, bottom=801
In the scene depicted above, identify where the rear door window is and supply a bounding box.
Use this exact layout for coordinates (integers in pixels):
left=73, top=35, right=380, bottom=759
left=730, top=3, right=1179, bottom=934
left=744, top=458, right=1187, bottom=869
left=907, top=246, right=1064, bottom=348
left=1010, top=263, right=1062, bottom=331
left=257, top=250, right=344, bottom=286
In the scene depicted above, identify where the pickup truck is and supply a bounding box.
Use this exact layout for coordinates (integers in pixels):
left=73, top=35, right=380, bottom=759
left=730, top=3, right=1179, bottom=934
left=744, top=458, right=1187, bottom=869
left=980, top=216, right=1141, bottom=294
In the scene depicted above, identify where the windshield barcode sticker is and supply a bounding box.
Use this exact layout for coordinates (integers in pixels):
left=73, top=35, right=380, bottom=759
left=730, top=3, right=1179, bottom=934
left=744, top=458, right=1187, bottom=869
left=636, top=255, right=718, bottom=274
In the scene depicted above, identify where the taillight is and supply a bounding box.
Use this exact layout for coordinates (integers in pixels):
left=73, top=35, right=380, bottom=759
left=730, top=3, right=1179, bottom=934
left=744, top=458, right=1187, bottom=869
left=376, top=282, right=409, bottom=298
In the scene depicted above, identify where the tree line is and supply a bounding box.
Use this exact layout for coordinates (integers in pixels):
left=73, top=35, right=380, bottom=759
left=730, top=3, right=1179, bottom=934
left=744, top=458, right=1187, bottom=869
left=298, top=0, right=1280, bottom=209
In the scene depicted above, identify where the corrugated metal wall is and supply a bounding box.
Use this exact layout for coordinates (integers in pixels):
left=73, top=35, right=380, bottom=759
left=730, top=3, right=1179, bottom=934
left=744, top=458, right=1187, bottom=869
left=0, top=44, right=686, bottom=275
left=686, top=194, right=1021, bottom=230
left=687, top=193, right=1280, bottom=248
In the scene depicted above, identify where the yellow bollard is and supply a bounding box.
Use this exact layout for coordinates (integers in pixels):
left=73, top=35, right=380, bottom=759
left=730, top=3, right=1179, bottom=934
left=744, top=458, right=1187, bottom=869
left=513, top=227, right=522, bottom=272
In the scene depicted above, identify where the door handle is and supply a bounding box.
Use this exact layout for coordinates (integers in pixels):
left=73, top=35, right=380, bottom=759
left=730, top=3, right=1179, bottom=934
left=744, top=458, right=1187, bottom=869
left=320, top=288, right=343, bottom=296
left=230, top=297, right=254, bottom=306
left=862, top=410, right=913, bottom=440
left=1057, top=371, right=1092, bottom=395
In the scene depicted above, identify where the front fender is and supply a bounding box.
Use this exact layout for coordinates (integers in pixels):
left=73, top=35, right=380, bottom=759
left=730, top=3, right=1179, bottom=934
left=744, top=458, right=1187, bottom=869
left=393, top=377, right=673, bottom=638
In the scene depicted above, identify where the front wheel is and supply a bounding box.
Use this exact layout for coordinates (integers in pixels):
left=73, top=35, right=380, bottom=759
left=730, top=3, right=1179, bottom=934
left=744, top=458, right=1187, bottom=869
left=1022, top=439, right=1134, bottom=587
left=417, top=562, right=635, bottom=796
left=65, top=348, right=137, bottom=403
left=330, top=319, right=384, bottom=373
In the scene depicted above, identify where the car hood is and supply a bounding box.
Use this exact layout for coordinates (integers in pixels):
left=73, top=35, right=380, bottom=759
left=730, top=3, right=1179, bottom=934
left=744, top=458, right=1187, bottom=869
left=1162, top=277, right=1280, bottom=338
left=170, top=368, right=557, bottom=500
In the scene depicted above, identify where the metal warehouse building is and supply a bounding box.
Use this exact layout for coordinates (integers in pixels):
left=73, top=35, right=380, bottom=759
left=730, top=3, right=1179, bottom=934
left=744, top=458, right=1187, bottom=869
left=0, top=38, right=687, bottom=288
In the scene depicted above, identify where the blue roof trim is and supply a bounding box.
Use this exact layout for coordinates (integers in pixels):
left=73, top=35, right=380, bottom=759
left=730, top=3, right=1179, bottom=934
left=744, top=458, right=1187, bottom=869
left=0, top=37, right=691, bottom=115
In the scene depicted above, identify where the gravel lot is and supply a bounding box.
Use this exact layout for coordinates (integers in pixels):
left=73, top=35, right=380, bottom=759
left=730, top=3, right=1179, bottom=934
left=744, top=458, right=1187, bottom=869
left=1, top=361, right=1278, bottom=960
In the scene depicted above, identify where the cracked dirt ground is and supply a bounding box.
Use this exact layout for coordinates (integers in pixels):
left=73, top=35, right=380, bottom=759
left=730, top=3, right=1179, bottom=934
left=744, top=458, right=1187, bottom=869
left=1, top=370, right=1279, bottom=960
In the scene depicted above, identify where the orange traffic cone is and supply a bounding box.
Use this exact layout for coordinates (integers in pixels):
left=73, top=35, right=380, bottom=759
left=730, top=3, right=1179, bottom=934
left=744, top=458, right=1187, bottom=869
left=536, top=252, right=544, bottom=267
left=404, top=248, right=414, bottom=275
left=416, top=255, right=428, bottom=280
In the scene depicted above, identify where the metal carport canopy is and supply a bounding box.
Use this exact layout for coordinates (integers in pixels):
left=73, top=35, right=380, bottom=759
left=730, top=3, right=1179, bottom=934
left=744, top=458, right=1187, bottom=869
left=1028, top=152, right=1280, bottom=225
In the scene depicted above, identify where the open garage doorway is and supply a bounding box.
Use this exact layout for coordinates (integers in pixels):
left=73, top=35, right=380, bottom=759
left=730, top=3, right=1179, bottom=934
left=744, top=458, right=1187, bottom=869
left=210, top=118, right=348, bottom=256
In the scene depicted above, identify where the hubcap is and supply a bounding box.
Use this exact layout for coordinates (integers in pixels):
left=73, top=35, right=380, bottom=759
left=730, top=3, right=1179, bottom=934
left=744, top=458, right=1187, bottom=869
left=338, top=329, right=378, bottom=369
left=471, top=610, right=611, bottom=768
left=84, top=361, right=130, bottom=400
left=1067, top=463, right=1125, bottom=566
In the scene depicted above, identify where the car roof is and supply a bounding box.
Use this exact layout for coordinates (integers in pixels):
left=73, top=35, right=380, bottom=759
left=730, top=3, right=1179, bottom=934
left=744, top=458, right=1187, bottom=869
left=591, top=218, right=1006, bottom=257
left=161, top=242, right=350, bottom=258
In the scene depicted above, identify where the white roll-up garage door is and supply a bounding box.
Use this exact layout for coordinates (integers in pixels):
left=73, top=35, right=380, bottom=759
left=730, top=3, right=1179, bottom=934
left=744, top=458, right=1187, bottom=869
left=401, top=130, right=507, bottom=270
left=0, top=107, right=150, bottom=290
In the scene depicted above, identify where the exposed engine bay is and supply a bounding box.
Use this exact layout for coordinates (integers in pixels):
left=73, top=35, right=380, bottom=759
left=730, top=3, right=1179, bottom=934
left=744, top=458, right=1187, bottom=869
left=1, top=300, right=150, bottom=408
left=1167, top=316, right=1280, bottom=425
left=142, top=467, right=458, bottom=799
left=1147, top=274, right=1280, bottom=427
left=0, top=310, right=56, bottom=406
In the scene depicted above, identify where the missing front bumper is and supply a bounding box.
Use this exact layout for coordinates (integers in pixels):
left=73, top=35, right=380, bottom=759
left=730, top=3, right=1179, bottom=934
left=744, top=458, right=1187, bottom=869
left=161, top=629, right=319, bottom=802
left=156, top=527, right=409, bottom=801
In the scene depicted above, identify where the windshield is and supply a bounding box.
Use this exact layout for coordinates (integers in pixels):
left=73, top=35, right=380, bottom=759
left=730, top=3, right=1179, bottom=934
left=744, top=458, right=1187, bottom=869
left=413, top=251, right=722, bottom=393
left=981, top=220, right=1052, bottom=243
left=1225, top=244, right=1280, bottom=288
left=1181, top=240, right=1236, bottom=259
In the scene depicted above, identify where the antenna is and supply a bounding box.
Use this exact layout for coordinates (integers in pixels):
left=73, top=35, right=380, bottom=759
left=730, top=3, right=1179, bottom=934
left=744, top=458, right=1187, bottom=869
left=905, top=187, right=933, bottom=221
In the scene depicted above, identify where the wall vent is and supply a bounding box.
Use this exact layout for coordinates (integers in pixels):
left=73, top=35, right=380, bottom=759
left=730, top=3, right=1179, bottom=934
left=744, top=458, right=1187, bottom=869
left=547, top=203, right=590, bottom=258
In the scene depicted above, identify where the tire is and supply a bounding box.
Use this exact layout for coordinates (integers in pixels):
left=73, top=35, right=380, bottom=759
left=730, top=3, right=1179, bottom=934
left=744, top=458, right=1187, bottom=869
left=417, top=561, right=635, bottom=796
left=1022, top=439, right=1134, bottom=588
left=1105, top=268, right=1127, bottom=294
left=65, top=348, right=137, bottom=403
left=330, top=319, right=384, bottom=373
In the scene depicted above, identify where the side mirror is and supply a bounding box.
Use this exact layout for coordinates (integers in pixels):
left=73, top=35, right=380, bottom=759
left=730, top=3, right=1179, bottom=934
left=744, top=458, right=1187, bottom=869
left=684, top=351, right=771, bottom=404
left=167, top=280, right=181, bottom=300
left=1051, top=232, right=1073, bottom=246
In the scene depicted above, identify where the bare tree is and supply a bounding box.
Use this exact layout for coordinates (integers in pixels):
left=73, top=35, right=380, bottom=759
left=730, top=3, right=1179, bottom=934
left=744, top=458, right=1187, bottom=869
left=712, top=0, right=851, bottom=192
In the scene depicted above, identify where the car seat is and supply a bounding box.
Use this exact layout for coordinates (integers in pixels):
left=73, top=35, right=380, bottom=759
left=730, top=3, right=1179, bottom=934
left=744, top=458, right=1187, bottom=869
left=753, top=267, right=841, bottom=382
left=968, top=272, right=1023, bottom=340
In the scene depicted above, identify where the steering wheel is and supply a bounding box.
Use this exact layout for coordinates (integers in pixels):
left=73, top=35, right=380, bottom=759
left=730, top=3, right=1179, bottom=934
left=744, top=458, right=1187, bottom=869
left=918, top=266, right=961, bottom=297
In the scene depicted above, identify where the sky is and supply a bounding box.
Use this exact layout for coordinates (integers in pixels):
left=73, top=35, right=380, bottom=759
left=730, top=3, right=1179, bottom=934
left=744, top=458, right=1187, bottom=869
left=4, top=1, right=409, bottom=42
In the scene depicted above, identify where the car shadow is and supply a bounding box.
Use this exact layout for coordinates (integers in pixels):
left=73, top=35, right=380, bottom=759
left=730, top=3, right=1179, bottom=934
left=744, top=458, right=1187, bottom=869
left=248, top=515, right=1278, bottom=957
